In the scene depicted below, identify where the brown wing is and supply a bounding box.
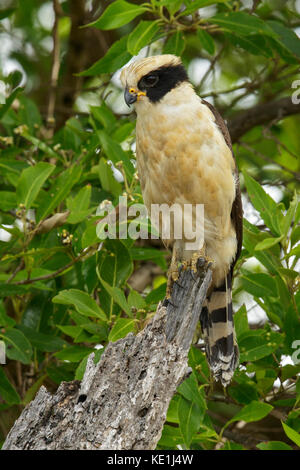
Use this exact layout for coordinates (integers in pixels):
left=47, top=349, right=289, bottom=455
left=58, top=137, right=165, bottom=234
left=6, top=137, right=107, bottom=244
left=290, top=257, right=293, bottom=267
left=201, top=99, right=243, bottom=271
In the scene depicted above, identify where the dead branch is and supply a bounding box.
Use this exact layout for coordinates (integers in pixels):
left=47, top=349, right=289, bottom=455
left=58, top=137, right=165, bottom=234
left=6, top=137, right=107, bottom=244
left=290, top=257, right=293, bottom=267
left=228, top=96, right=300, bottom=143
left=2, top=264, right=212, bottom=450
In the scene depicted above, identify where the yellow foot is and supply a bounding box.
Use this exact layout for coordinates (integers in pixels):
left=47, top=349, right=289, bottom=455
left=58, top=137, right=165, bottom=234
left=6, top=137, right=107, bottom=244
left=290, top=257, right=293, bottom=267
left=190, top=249, right=214, bottom=273
left=182, top=260, right=188, bottom=271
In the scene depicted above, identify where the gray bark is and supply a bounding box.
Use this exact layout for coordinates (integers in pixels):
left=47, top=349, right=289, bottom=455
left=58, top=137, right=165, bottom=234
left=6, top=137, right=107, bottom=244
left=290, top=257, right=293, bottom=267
left=3, top=264, right=212, bottom=450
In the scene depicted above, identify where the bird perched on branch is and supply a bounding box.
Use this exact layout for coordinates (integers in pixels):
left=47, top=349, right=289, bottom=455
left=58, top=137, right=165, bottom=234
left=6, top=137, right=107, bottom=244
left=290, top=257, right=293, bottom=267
left=121, top=55, right=243, bottom=386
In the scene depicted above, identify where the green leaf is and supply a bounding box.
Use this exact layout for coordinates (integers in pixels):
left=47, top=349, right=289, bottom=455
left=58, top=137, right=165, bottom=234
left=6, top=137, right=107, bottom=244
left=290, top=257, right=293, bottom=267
left=0, top=284, right=33, bottom=298
left=268, top=21, right=300, bottom=59
left=0, top=328, right=33, bottom=364
left=228, top=382, right=259, bottom=405
left=0, top=302, right=16, bottom=328
left=96, top=130, right=134, bottom=180
left=98, top=159, right=122, bottom=197
left=100, top=277, right=132, bottom=316
left=52, top=289, right=107, bottom=321
left=291, top=224, right=300, bottom=247
left=221, top=441, right=244, bottom=450
left=22, top=132, right=61, bottom=159
left=158, top=424, right=184, bottom=448
left=196, top=29, right=215, bottom=55
left=108, top=318, right=135, bottom=342
left=0, top=87, right=21, bottom=120
left=128, top=289, right=147, bottom=310
left=240, top=272, right=278, bottom=298
left=90, top=104, right=116, bottom=129
left=282, top=422, right=300, bottom=447
left=0, top=368, right=21, bottom=404
left=281, top=364, right=300, bottom=382
left=254, top=236, right=283, bottom=250
left=56, top=325, right=83, bottom=339
left=17, top=325, right=66, bottom=352
left=279, top=193, right=298, bottom=239
left=207, top=12, right=276, bottom=37
left=226, top=33, right=273, bottom=57
left=239, top=330, right=282, bottom=362
left=234, top=304, right=249, bottom=339
left=55, top=345, right=94, bottom=362
left=166, top=395, right=180, bottom=424
left=18, top=95, right=42, bottom=131
left=178, top=372, right=207, bottom=411
left=0, top=8, right=15, bottom=20
left=67, top=184, right=93, bottom=223
left=0, top=191, right=17, bottom=211
left=161, top=0, right=182, bottom=16
left=7, top=70, right=23, bottom=89
left=180, top=0, right=227, bottom=16
left=257, top=441, right=292, bottom=450
left=243, top=172, right=281, bottom=235
left=130, top=246, right=168, bottom=270
left=163, top=31, right=186, bottom=56
left=112, top=121, right=135, bottom=143
left=98, top=239, right=133, bottom=288
left=243, top=220, right=281, bottom=275
left=178, top=396, right=203, bottom=447
left=288, top=245, right=300, bottom=258
left=127, top=21, right=160, bottom=55
left=87, top=1, right=147, bottom=30
left=145, top=282, right=167, bottom=304
left=225, top=401, right=273, bottom=428
left=37, top=164, right=82, bottom=221
left=46, top=363, right=75, bottom=384
left=79, top=36, right=132, bottom=76
left=67, top=184, right=91, bottom=213
left=16, top=162, right=55, bottom=209
left=75, top=356, right=89, bottom=380
left=22, top=374, right=47, bottom=405
left=81, top=217, right=101, bottom=249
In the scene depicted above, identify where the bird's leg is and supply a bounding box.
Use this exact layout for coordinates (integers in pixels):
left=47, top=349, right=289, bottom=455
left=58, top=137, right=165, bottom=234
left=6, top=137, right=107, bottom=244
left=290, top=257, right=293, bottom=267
left=166, top=245, right=180, bottom=299
left=191, top=246, right=206, bottom=273
left=190, top=244, right=213, bottom=274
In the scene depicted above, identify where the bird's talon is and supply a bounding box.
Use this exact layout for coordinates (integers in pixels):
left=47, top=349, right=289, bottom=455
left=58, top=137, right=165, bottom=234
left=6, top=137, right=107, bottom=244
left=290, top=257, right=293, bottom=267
left=196, top=257, right=206, bottom=269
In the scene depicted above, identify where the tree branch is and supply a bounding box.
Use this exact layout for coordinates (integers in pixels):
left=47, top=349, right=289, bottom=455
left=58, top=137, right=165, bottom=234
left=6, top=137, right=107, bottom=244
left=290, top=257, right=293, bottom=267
left=228, top=97, right=300, bottom=143
left=10, top=247, right=94, bottom=286
left=46, top=0, right=62, bottom=130
left=2, top=264, right=212, bottom=450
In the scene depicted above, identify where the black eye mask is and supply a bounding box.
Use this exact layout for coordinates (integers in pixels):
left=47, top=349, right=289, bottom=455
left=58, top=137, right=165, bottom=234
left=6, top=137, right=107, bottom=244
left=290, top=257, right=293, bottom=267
left=137, top=64, right=188, bottom=103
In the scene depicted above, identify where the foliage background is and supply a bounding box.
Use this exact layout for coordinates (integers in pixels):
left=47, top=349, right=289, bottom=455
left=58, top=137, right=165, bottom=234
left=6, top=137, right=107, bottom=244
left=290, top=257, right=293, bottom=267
left=0, top=0, right=299, bottom=450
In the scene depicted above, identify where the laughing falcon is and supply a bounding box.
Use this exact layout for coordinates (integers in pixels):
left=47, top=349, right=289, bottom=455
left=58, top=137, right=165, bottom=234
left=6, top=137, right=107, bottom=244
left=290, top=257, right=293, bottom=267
left=121, top=55, right=243, bottom=386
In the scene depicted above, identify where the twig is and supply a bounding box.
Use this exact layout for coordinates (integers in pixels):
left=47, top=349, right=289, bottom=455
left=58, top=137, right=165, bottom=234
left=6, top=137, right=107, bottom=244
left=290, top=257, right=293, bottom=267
left=262, top=127, right=299, bottom=160
left=228, top=96, right=300, bottom=143
left=238, top=141, right=300, bottom=181
left=46, top=0, right=62, bottom=130
left=201, top=82, right=253, bottom=99
left=250, top=0, right=261, bottom=13
left=197, top=45, right=225, bottom=92
left=6, top=260, right=25, bottom=283
left=11, top=248, right=94, bottom=286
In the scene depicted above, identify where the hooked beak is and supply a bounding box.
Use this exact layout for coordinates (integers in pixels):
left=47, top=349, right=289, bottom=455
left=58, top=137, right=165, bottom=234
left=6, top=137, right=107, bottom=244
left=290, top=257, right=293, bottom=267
left=124, top=87, right=146, bottom=107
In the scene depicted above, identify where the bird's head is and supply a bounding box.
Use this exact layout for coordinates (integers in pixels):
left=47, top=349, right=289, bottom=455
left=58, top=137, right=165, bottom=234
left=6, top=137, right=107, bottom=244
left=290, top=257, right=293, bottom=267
left=120, top=55, right=189, bottom=108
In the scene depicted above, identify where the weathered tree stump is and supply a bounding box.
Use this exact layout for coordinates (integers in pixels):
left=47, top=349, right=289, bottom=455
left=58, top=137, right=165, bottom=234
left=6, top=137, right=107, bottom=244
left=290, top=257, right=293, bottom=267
left=3, top=264, right=212, bottom=450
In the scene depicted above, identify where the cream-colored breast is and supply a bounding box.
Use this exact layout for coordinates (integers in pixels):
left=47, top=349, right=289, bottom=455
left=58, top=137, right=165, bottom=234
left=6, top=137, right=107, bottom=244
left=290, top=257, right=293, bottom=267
left=135, top=83, right=236, bottom=228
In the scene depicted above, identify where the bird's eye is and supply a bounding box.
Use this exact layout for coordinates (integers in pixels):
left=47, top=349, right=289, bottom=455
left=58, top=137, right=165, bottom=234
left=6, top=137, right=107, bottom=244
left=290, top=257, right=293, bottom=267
left=140, top=74, right=159, bottom=88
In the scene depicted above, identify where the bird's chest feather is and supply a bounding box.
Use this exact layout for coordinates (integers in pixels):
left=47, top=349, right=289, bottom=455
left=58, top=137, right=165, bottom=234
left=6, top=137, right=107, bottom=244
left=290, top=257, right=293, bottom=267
left=135, top=101, right=236, bottom=220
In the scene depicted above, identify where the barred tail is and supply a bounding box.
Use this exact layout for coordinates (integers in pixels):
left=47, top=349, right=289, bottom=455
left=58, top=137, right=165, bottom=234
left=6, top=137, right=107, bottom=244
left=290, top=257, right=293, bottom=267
left=200, top=273, right=239, bottom=387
